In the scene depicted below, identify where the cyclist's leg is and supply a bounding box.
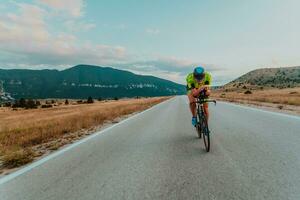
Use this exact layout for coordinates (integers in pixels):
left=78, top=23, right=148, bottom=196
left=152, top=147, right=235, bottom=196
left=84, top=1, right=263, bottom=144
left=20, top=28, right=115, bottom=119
left=203, top=103, right=209, bottom=120
left=187, top=91, right=196, bottom=117
left=203, top=88, right=211, bottom=120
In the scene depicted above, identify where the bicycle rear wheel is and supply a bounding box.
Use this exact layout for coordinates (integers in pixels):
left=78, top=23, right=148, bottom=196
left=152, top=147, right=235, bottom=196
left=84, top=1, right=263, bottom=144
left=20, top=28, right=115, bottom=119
left=201, top=116, right=210, bottom=152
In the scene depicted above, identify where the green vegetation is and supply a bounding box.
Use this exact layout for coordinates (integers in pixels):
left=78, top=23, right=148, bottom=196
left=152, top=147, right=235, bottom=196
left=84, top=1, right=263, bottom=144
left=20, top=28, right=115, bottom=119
left=0, top=65, right=185, bottom=99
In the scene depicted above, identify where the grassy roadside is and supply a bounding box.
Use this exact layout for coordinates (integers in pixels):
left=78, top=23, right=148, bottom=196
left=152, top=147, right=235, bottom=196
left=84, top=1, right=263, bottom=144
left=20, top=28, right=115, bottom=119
left=0, top=97, right=170, bottom=171
left=211, top=87, right=300, bottom=114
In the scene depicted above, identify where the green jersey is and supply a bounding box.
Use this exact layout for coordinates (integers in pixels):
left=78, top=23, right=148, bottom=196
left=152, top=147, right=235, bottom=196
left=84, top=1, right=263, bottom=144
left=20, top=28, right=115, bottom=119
left=186, top=72, right=212, bottom=91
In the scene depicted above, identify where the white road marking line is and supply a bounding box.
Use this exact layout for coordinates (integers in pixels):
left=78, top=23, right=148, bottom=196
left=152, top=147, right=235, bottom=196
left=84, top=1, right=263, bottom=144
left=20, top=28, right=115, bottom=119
left=220, top=101, right=300, bottom=120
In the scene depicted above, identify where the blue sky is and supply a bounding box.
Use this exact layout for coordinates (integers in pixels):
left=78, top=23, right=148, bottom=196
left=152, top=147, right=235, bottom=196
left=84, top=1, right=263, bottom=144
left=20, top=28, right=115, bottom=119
left=0, top=0, right=300, bottom=85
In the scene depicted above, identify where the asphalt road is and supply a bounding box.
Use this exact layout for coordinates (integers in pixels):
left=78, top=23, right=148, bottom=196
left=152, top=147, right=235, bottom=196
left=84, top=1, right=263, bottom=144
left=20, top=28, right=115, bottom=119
left=1, top=96, right=300, bottom=200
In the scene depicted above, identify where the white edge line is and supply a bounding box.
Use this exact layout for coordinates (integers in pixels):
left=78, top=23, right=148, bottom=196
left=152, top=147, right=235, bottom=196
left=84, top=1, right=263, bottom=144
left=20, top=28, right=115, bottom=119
left=0, top=97, right=175, bottom=185
left=219, top=101, right=300, bottom=120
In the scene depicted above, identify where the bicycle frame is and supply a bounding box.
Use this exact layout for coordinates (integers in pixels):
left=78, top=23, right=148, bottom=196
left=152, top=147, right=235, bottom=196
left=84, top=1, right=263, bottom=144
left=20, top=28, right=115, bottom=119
left=195, top=97, right=216, bottom=152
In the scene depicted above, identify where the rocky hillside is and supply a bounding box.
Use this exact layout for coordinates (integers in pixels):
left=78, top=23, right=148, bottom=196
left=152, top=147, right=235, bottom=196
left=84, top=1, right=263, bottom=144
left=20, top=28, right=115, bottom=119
left=226, top=66, right=300, bottom=88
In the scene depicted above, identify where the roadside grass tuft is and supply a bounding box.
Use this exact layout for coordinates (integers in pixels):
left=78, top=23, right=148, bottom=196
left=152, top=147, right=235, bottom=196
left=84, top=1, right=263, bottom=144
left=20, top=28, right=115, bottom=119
left=2, top=148, right=35, bottom=168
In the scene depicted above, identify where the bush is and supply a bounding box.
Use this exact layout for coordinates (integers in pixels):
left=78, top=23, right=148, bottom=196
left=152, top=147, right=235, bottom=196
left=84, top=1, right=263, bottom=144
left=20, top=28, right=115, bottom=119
left=4, top=102, right=12, bottom=107
left=114, top=97, right=119, bottom=101
left=97, top=97, right=102, bottom=101
left=26, top=99, right=38, bottom=109
left=220, top=93, right=226, bottom=97
left=77, top=100, right=83, bottom=104
left=19, top=98, right=26, bottom=107
left=242, top=86, right=247, bottom=89
left=87, top=96, right=94, bottom=104
left=41, top=104, right=53, bottom=108
left=36, top=101, right=41, bottom=106
left=277, top=105, right=283, bottom=110
left=65, top=99, right=69, bottom=105
left=12, top=98, right=38, bottom=109
left=2, top=149, right=34, bottom=168
left=289, top=91, right=298, bottom=94
left=244, top=90, right=252, bottom=94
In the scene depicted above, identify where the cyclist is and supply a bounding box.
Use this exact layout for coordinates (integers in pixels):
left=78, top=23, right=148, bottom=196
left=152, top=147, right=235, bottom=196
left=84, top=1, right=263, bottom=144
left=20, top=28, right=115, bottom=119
left=186, top=66, right=212, bottom=126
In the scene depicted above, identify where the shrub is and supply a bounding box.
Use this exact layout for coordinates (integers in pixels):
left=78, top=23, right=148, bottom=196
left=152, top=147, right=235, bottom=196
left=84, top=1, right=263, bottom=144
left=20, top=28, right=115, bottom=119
left=4, top=102, right=12, bottom=107
left=2, top=149, right=34, bottom=168
left=97, top=97, right=102, bottom=101
left=289, top=91, right=298, bottom=94
left=77, top=100, right=83, bottom=104
left=114, top=97, right=119, bottom=101
left=277, top=105, right=284, bottom=110
left=41, top=104, right=53, bottom=108
left=87, top=96, right=94, bottom=104
left=242, top=86, right=247, bottom=89
left=36, top=101, right=41, bottom=106
left=65, top=99, right=69, bottom=105
left=244, top=90, right=252, bottom=94
left=12, top=98, right=38, bottom=109
left=26, top=99, right=38, bottom=109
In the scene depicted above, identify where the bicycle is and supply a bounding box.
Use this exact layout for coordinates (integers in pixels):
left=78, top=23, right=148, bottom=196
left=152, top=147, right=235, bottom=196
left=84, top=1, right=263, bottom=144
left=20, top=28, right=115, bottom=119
left=195, top=96, right=216, bottom=152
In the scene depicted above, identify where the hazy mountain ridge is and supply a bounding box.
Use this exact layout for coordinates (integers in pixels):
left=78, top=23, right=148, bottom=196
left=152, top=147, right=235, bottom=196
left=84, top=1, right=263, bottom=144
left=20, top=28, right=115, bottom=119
left=226, top=66, right=300, bottom=88
left=0, top=65, right=185, bottom=99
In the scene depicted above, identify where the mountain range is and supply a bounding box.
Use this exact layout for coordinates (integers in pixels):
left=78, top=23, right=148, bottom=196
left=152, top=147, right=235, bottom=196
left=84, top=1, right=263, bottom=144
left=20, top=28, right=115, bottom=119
left=0, top=65, right=185, bottom=99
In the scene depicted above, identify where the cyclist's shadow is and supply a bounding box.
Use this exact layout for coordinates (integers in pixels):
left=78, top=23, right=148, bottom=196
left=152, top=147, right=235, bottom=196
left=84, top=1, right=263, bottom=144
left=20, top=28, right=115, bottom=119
left=172, top=134, right=208, bottom=156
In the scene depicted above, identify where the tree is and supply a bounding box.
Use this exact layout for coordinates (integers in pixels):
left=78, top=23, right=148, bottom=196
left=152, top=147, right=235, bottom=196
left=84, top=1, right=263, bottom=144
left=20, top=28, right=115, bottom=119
left=19, top=98, right=26, bottom=108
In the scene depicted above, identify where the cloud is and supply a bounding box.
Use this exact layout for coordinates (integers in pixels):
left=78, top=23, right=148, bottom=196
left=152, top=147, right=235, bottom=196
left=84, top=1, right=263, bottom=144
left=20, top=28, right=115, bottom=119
left=0, top=2, right=228, bottom=85
left=113, top=56, right=224, bottom=84
left=120, top=56, right=222, bottom=75
left=64, top=20, right=96, bottom=32
left=0, top=2, right=127, bottom=67
left=38, top=0, right=85, bottom=17
left=146, top=28, right=160, bottom=35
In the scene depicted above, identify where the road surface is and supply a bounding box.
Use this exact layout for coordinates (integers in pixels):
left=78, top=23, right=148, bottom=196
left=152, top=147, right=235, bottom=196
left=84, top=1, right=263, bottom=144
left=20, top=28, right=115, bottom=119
left=0, top=96, right=300, bottom=200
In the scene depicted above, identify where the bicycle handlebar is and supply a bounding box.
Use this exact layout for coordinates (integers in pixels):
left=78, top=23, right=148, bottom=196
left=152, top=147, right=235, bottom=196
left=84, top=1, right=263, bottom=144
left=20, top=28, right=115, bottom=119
left=195, top=99, right=217, bottom=105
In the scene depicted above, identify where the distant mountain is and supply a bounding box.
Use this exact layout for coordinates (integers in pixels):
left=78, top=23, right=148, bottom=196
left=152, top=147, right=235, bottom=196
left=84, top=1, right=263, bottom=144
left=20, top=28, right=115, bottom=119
left=226, top=66, right=300, bottom=88
left=0, top=65, right=185, bottom=99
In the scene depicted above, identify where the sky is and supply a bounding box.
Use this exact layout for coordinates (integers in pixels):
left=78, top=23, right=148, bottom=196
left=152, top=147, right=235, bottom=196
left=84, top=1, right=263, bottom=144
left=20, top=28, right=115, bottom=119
left=0, top=0, right=300, bottom=85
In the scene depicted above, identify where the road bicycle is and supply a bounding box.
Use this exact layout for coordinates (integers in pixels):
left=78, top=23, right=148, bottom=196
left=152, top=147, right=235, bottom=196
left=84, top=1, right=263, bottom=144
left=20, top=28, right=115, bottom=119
left=195, top=96, right=216, bottom=152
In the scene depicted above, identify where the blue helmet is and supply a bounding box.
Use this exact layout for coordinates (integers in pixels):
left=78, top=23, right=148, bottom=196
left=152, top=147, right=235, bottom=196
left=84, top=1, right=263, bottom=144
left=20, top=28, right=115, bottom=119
left=193, top=66, right=205, bottom=80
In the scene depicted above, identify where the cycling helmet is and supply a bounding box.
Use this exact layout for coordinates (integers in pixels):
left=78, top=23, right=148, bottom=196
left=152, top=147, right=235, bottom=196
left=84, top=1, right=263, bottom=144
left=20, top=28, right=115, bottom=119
left=193, top=66, right=205, bottom=81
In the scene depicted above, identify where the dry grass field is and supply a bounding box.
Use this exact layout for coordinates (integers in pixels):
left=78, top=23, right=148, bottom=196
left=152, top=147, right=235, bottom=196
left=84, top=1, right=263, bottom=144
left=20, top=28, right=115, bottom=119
left=212, top=87, right=300, bottom=106
left=211, top=87, right=300, bottom=115
left=0, top=97, right=170, bottom=170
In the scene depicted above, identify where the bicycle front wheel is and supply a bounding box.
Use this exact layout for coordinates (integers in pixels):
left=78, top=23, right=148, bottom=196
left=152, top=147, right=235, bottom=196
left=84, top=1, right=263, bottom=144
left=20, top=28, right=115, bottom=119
left=201, top=116, right=210, bottom=152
